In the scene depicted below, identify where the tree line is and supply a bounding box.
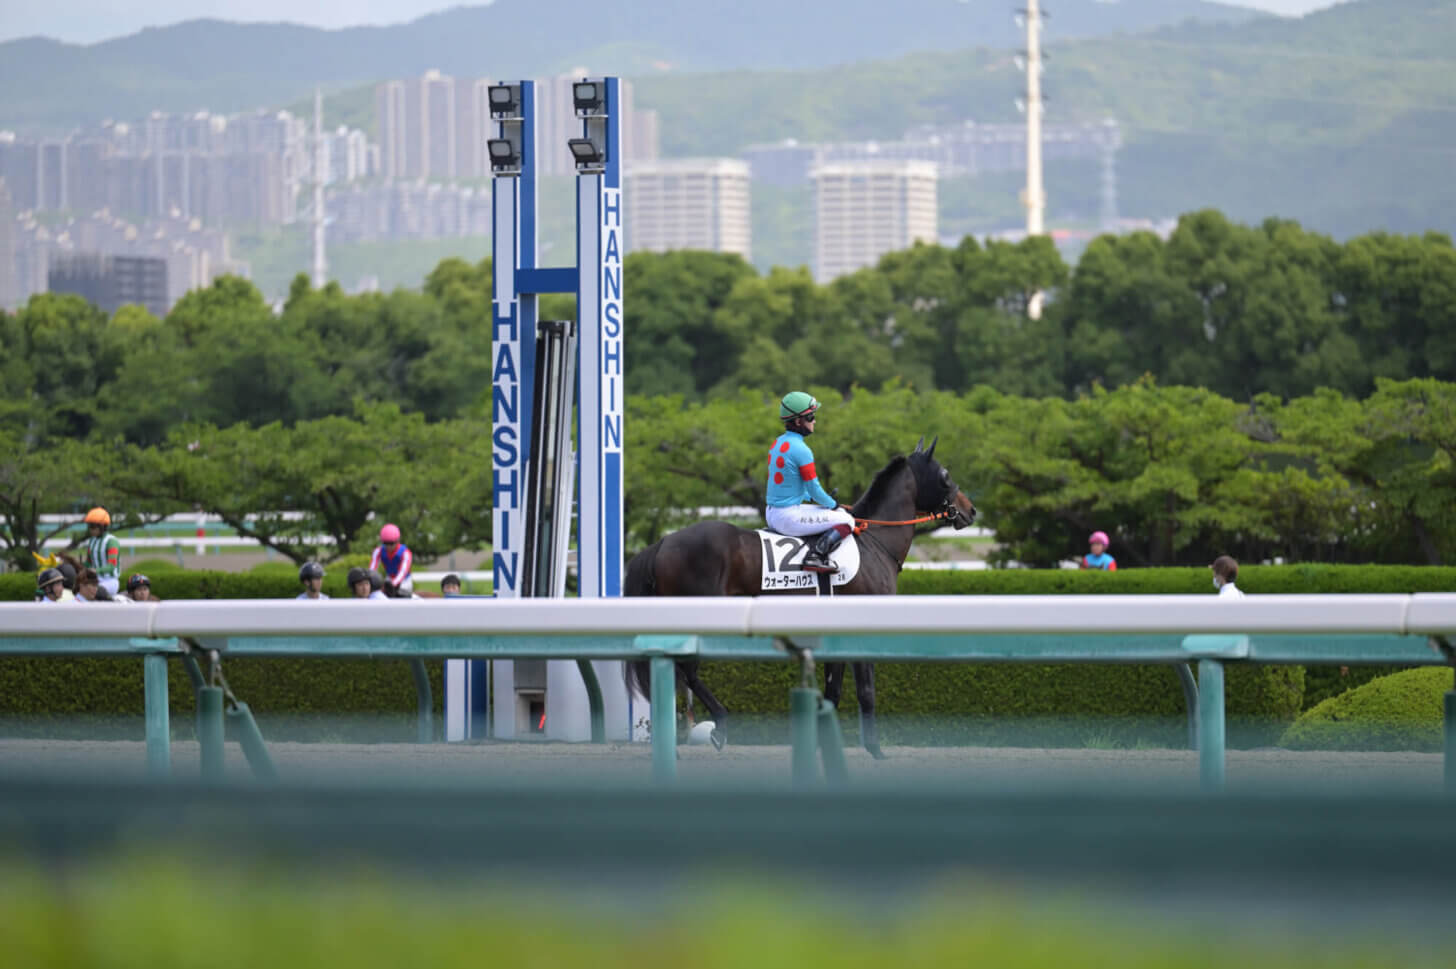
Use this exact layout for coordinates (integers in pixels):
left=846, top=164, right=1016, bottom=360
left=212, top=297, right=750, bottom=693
left=3, top=379, right=1452, bottom=571
left=7, top=210, right=1455, bottom=453
left=3, top=209, right=1453, bottom=569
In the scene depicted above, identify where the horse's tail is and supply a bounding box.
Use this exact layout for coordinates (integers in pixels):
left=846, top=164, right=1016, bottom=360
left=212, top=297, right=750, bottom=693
left=625, top=659, right=651, bottom=701
left=623, top=539, right=661, bottom=598
left=623, top=541, right=662, bottom=699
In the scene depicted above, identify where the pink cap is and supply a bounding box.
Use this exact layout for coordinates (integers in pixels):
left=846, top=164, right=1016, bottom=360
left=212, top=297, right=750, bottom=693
left=380, top=523, right=401, bottom=543
left=1089, top=531, right=1110, bottom=546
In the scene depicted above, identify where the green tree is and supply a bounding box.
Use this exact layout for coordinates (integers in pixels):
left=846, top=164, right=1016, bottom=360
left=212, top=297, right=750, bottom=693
left=1335, top=231, right=1456, bottom=390
left=623, top=250, right=758, bottom=398
left=111, top=404, right=494, bottom=564
left=9, top=293, right=124, bottom=442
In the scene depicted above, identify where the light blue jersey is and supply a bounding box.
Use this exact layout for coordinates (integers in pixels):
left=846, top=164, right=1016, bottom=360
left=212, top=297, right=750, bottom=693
left=765, top=430, right=836, bottom=509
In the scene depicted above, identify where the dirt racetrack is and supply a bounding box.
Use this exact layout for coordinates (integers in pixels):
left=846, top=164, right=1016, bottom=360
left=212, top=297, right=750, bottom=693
left=0, top=738, right=1442, bottom=794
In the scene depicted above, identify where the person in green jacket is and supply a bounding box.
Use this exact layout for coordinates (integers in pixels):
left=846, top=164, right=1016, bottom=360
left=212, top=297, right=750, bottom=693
left=81, top=507, right=121, bottom=597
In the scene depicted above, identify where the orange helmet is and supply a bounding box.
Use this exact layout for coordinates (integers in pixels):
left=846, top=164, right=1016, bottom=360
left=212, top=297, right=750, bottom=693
left=84, top=507, right=111, bottom=526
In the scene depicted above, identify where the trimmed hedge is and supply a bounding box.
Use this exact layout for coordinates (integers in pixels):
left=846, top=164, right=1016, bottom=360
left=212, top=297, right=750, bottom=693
left=693, top=660, right=1302, bottom=748
left=1280, top=667, right=1454, bottom=752
left=0, top=565, right=438, bottom=741
left=1, top=564, right=1449, bottom=745
left=7, top=562, right=1450, bottom=602
left=897, top=564, right=1456, bottom=596
left=0, top=656, right=444, bottom=743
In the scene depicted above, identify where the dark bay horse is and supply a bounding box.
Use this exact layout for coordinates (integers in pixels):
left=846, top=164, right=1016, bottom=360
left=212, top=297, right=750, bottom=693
left=625, top=437, right=977, bottom=757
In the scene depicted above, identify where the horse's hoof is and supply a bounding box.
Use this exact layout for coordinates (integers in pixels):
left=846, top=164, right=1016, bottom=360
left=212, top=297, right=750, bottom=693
left=711, top=728, right=727, bottom=751
left=866, top=744, right=888, bottom=760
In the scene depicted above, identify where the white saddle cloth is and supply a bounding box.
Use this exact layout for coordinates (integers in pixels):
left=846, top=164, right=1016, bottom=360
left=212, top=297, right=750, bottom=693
left=754, top=529, right=861, bottom=591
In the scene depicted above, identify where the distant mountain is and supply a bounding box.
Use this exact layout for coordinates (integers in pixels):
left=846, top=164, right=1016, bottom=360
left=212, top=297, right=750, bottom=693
left=0, top=0, right=1261, bottom=131
left=620, top=0, right=1456, bottom=239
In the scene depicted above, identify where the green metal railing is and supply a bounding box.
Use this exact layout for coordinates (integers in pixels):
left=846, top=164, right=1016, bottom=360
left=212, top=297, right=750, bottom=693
left=0, top=627, right=1450, bottom=791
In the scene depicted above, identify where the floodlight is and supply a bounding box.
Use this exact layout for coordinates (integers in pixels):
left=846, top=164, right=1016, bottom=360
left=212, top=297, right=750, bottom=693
left=573, top=80, right=605, bottom=117
left=568, top=137, right=604, bottom=171
left=488, top=84, right=522, bottom=119
left=488, top=137, right=522, bottom=175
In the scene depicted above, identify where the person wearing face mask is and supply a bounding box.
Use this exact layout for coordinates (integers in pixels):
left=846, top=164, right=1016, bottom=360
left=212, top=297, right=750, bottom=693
left=1211, top=555, right=1244, bottom=597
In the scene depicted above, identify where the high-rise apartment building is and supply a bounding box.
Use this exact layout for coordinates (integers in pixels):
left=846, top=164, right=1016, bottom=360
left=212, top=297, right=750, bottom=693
left=0, top=177, right=16, bottom=309
left=48, top=251, right=170, bottom=319
left=327, top=126, right=371, bottom=183
left=812, top=161, right=937, bottom=282
left=0, top=134, right=38, bottom=211
left=455, top=77, right=492, bottom=178
left=625, top=159, right=751, bottom=261
left=376, top=80, right=408, bottom=179
left=380, top=70, right=463, bottom=179
left=415, top=69, right=457, bottom=178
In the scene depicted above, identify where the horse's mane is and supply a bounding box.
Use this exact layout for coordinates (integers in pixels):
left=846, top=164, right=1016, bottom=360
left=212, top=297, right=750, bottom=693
left=849, top=455, right=909, bottom=517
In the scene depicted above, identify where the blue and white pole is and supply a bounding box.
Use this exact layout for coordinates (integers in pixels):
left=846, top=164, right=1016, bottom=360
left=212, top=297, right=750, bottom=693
left=448, top=77, right=634, bottom=743
left=548, top=76, right=632, bottom=741
left=446, top=80, right=541, bottom=742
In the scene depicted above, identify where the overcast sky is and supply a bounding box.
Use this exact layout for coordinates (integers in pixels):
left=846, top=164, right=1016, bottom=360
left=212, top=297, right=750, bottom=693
left=1, top=0, right=1348, bottom=45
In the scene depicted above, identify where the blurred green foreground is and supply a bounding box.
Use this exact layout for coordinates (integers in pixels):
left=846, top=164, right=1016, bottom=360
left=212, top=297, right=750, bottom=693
left=1, top=859, right=1448, bottom=969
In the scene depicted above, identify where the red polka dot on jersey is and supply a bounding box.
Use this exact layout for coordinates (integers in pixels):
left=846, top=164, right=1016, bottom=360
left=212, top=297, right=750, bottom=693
left=773, top=472, right=784, bottom=484
left=776, top=456, right=785, bottom=468
left=779, top=442, right=790, bottom=452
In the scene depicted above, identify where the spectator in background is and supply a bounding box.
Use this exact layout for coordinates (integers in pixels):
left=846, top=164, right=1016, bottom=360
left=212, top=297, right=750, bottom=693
left=440, top=574, right=462, bottom=597
left=57, top=558, right=78, bottom=600
left=297, top=562, right=328, bottom=600
left=1211, top=555, right=1244, bottom=597
left=1080, top=530, right=1117, bottom=571
left=36, top=568, right=66, bottom=603
left=81, top=507, right=122, bottom=597
left=74, top=568, right=102, bottom=602
left=369, top=523, right=414, bottom=597
left=348, top=566, right=388, bottom=600
left=32, top=552, right=76, bottom=601
left=125, top=573, right=156, bottom=602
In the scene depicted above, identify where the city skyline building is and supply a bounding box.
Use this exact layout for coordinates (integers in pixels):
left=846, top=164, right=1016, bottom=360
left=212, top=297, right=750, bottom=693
left=0, top=177, right=16, bottom=309
left=12, top=207, right=247, bottom=312
left=812, top=160, right=938, bottom=282
left=375, top=80, right=408, bottom=179
left=625, top=158, right=751, bottom=261
left=743, top=119, right=1121, bottom=187
left=48, top=251, right=170, bottom=319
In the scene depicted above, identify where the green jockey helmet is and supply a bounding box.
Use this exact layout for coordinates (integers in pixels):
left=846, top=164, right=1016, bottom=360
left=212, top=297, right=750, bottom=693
left=779, top=391, right=820, bottom=422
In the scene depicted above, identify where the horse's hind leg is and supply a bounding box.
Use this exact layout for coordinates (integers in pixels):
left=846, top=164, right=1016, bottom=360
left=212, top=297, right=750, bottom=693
left=853, top=662, right=887, bottom=760
left=681, top=661, right=729, bottom=750
left=823, top=662, right=847, bottom=708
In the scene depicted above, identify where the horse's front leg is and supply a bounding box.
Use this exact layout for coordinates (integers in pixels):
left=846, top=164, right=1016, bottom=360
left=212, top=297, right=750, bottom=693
left=852, top=661, right=887, bottom=759
left=823, top=662, right=847, bottom=708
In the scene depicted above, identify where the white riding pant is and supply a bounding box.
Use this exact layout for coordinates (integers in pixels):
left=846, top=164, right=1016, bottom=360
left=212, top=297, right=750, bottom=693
left=765, top=504, right=856, bottom=538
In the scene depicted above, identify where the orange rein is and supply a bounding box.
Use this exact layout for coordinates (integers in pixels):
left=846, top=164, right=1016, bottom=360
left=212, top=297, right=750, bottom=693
left=852, top=510, right=954, bottom=534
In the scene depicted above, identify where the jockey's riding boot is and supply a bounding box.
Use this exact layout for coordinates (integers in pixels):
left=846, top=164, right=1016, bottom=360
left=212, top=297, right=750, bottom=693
left=802, top=526, right=849, bottom=574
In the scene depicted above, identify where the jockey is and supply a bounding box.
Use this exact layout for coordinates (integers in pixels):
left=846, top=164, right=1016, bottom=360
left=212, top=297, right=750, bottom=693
left=81, top=507, right=122, bottom=597
left=369, top=523, right=414, bottom=596
left=765, top=391, right=856, bottom=574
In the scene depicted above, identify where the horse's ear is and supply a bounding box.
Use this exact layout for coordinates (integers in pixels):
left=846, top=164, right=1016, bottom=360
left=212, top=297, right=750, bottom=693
left=927, top=436, right=938, bottom=460
left=914, top=436, right=924, bottom=454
